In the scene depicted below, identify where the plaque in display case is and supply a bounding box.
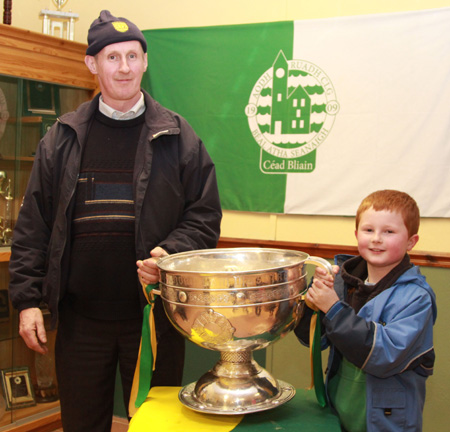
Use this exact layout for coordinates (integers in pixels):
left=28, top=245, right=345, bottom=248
left=1, top=367, right=36, bottom=411
left=23, top=81, right=60, bottom=116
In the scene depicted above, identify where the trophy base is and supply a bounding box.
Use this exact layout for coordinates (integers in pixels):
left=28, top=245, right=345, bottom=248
left=179, top=347, right=297, bottom=414
left=179, top=379, right=295, bottom=415
left=34, top=384, right=59, bottom=403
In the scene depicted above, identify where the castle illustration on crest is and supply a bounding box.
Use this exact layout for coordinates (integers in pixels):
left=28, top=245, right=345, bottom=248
left=247, top=48, right=337, bottom=171
left=270, top=51, right=312, bottom=137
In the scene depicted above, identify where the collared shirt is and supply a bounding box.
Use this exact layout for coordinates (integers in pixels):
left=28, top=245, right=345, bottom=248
left=99, top=92, right=145, bottom=120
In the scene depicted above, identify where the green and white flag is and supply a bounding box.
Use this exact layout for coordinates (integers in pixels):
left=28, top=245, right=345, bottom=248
left=143, top=7, right=450, bottom=216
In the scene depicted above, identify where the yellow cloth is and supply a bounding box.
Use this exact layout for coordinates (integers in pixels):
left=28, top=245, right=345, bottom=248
left=129, top=387, right=243, bottom=432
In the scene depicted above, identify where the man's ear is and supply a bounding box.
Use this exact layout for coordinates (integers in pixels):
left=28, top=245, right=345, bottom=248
left=85, top=55, right=98, bottom=74
left=143, top=52, right=148, bottom=72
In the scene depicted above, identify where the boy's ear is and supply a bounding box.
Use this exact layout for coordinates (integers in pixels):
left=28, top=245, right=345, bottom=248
left=407, top=234, right=419, bottom=251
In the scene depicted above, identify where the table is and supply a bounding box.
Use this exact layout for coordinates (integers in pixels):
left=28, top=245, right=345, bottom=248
left=129, top=387, right=341, bottom=431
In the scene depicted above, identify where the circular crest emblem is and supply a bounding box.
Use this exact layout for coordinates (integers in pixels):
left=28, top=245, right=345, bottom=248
left=191, top=309, right=235, bottom=345
left=246, top=51, right=339, bottom=159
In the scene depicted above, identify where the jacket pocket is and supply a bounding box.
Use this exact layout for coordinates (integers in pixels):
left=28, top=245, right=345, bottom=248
left=370, top=387, right=406, bottom=430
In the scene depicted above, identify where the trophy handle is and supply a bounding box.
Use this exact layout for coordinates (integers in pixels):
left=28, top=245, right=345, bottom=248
left=304, top=256, right=333, bottom=275
left=152, top=286, right=162, bottom=296
left=301, top=256, right=334, bottom=309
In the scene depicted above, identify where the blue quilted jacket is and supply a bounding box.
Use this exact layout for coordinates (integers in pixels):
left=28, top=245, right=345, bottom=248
left=297, top=254, right=437, bottom=431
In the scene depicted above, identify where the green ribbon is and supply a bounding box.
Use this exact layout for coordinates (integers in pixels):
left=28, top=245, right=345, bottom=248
left=134, top=283, right=158, bottom=409
left=312, top=310, right=327, bottom=407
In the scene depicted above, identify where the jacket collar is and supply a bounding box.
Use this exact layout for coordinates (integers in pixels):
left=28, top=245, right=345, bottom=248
left=341, top=254, right=412, bottom=313
left=141, top=90, right=180, bottom=138
left=58, top=89, right=180, bottom=142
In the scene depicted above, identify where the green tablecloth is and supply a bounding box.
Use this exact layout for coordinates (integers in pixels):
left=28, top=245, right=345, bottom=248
left=129, top=387, right=341, bottom=431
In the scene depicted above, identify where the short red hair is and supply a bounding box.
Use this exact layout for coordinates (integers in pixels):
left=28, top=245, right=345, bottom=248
left=356, top=190, right=420, bottom=237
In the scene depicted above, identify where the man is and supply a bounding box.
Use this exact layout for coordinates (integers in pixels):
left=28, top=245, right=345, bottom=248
left=8, top=10, right=222, bottom=432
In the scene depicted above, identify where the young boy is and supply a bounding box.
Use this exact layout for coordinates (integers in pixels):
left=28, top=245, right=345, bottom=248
left=295, top=190, right=437, bottom=432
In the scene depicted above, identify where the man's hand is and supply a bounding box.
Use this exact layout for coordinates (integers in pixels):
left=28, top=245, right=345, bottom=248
left=19, top=308, right=48, bottom=355
left=136, top=246, right=169, bottom=287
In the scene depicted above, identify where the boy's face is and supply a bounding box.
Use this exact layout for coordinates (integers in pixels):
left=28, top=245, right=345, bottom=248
left=355, top=207, right=419, bottom=278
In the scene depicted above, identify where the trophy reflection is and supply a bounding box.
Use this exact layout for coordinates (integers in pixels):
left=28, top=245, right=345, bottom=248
left=34, top=352, right=59, bottom=403
left=0, top=173, right=13, bottom=246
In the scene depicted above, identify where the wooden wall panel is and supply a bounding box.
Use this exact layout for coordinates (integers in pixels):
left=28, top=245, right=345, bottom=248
left=217, top=237, right=450, bottom=269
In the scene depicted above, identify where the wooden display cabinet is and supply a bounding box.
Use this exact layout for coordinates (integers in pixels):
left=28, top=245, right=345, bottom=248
left=0, top=24, right=96, bottom=431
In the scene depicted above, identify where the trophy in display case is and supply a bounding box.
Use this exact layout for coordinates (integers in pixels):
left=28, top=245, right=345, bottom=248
left=0, top=173, right=13, bottom=246
left=53, top=0, right=68, bottom=11
left=34, top=352, right=58, bottom=403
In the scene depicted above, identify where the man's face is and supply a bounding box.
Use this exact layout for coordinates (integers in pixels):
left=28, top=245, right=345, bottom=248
left=85, top=40, right=148, bottom=111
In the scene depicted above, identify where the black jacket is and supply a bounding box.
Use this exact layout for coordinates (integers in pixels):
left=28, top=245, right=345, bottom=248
left=9, top=90, right=222, bottom=327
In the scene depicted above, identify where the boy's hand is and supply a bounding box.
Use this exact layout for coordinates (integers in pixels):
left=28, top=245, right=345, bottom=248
left=306, top=265, right=340, bottom=313
left=313, top=265, right=339, bottom=287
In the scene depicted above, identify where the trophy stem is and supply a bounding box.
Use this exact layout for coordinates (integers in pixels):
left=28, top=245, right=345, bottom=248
left=219, top=350, right=253, bottom=369
left=179, top=349, right=295, bottom=414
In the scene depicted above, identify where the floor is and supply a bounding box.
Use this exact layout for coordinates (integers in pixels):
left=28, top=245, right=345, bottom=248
left=51, top=416, right=129, bottom=431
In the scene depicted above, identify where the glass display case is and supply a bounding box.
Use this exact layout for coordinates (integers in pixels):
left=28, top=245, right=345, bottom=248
left=0, top=22, right=96, bottom=430
left=0, top=75, right=92, bottom=430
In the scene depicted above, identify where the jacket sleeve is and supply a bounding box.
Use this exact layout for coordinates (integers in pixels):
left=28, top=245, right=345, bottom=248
left=324, top=286, right=435, bottom=378
left=323, top=301, right=376, bottom=368
left=8, top=137, right=55, bottom=311
left=361, top=288, right=435, bottom=378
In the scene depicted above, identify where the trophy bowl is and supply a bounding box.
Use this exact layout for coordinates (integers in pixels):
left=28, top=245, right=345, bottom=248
left=156, top=247, right=331, bottom=415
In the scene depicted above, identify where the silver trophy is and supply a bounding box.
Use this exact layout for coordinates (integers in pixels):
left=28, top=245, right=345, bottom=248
left=155, top=248, right=331, bottom=414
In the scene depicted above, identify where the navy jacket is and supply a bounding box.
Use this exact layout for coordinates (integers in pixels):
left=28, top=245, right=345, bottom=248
left=9, top=90, right=222, bottom=328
